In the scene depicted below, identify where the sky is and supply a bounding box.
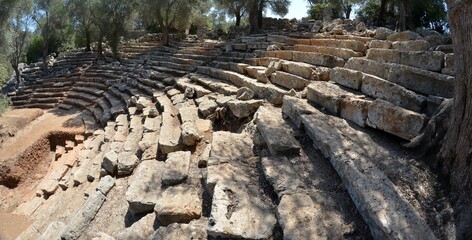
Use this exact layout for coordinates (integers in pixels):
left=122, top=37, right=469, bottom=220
left=266, top=0, right=310, bottom=20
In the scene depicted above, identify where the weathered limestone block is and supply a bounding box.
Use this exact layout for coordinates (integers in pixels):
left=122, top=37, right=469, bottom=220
left=281, top=61, right=314, bottom=79
left=330, top=67, right=363, bottom=90
left=211, top=131, right=254, bottom=160
left=281, top=97, right=437, bottom=240
left=400, top=51, right=445, bottom=72
left=277, top=193, right=328, bottom=239
left=116, top=213, right=155, bottom=240
left=162, top=151, right=191, bottom=185
left=387, top=63, right=455, bottom=98
left=367, top=99, right=427, bottom=140
left=265, top=60, right=283, bottom=76
left=445, top=53, right=455, bottom=69
left=255, top=106, right=300, bottom=155
left=375, top=27, right=394, bottom=40
left=391, top=40, right=429, bottom=51
left=102, top=150, right=118, bottom=174
left=227, top=99, right=263, bottom=118
left=143, top=117, right=160, bottom=133
left=154, top=185, right=202, bottom=225
left=150, top=219, right=207, bottom=240
left=292, top=45, right=363, bottom=60
left=159, top=111, right=182, bottom=154
left=116, top=152, right=139, bottom=176
left=368, top=40, right=392, bottom=49
left=236, top=87, right=254, bottom=100
left=387, top=30, right=421, bottom=41
left=61, top=177, right=115, bottom=240
left=307, top=82, right=353, bottom=115
left=340, top=97, right=371, bottom=127
left=271, top=71, right=310, bottom=90
left=310, top=38, right=367, bottom=52
left=292, top=51, right=345, bottom=68
left=126, top=161, right=165, bottom=214
left=245, top=66, right=267, bottom=79
left=178, top=106, right=201, bottom=146
left=229, top=62, right=249, bottom=74
left=366, top=49, right=401, bottom=64
left=197, top=97, right=217, bottom=117
left=345, top=57, right=391, bottom=80
left=261, top=156, right=305, bottom=197
left=207, top=181, right=276, bottom=239
left=361, top=73, right=426, bottom=112
left=38, top=221, right=65, bottom=240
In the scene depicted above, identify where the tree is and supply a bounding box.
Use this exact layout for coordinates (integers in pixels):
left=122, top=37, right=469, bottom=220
left=138, top=0, right=208, bottom=46
left=405, top=0, right=472, bottom=236
left=7, top=0, right=33, bottom=86
left=248, top=0, right=290, bottom=34
left=0, top=0, right=17, bottom=47
left=441, top=0, right=472, bottom=230
left=67, top=0, right=95, bottom=51
left=32, top=0, right=69, bottom=71
left=214, top=0, right=247, bottom=26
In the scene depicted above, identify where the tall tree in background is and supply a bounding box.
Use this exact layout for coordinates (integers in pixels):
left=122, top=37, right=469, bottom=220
left=90, top=0, right=136, bottom=60
left=32, top=0, right=69, bottom=71
left=248, top=0, right=290, bottom=34
left=0, top=0, right=17, bottom=48
left=140, top=0, right=207, bottom=46
left=215, top=0, right=247, bottom=26
left=7, top=0, right=33, bottom=86
left=67, top=0, right=95, bottom=51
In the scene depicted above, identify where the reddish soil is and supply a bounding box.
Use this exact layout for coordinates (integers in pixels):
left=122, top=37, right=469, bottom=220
left=0, top=108, right=89, bottom=239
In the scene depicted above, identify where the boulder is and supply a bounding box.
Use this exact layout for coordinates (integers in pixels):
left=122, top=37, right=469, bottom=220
left=116, top=152, right=139, bottom=176
left=374, top=27, right=394, bottom=40
left=102, top=151, right=118, bottom=174
left=387, top=30, right=421, bottom=41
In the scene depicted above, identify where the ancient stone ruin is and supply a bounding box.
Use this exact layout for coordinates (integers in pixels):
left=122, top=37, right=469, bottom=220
left=0, top=21, right=456, bottom=239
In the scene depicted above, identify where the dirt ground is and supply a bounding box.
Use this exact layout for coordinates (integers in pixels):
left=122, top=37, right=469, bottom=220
left=0, top=107, right=88, bottom=240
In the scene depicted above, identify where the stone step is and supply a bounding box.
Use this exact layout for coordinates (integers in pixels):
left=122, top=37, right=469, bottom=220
left=150, top=55, right=205, bottom=66
left=330, top=67, right=427, bottom=112
left=67, top=91, right=98, bottom=103
left=207, top=131, right=276, bottom=239
left=31, top=97, right=63, bottom=104
left=32, top=92, right=67, bottom=98
left=175, top=77, right=212, bottom=98
left=289, top=45, right=363, bottom=60
left=62, top=98, right=94, bottom=109
left=345, top=57, right=454, bottom=98
left=145, top=65, right=187, bottom=77
left=196, top=67, right=288, bottom=105
left=257, top=50, right=345, bottom=68
left=188, top=73, right=238, bottom=96
left=71, top=87, right=105, bottom=96
left=366, top=49, right=445, bottom=72
left=285, top=38, right=368, bottom=52
left=255, top=106, right=300, bottom=155
left=155, top=94, right=183, bottom=154
left=306, top=81, right=427, bottom=140
left=282, top=96, right=437, bottom=239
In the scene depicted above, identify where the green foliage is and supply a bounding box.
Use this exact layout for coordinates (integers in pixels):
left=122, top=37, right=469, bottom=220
left=26, top=35, right=44, bottom=63
left=308, top=3, right=329, bottom=20
left=411, top=0, right=447, bottom=31
left=0, top=61, right=12, bottom=87
left=0, top=94, right=11, bottom=116
left=356, top=0, right=381, bottom=23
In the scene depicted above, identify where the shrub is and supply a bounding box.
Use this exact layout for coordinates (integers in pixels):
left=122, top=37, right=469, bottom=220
left=0, top=94, right=11, bottom=116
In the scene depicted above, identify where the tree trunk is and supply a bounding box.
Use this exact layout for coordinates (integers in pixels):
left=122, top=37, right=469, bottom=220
left=97, top=34, right=103, bottom=60
left=344, top=8, right=351, bottom=19
left=42, top=40, right=48, bottom=72
left=439, top=1, right=472, bottom=236
left=377, top=0, right=387, bottom=26
left=249, top=0, right=260, bottom=34
left=235, top=12, right=241, bottom=27
left=442, top=0, right=472, bottom=197
left=398, top=0, right=414, bottom=31
left=162, top=26, right=170, bottom=46
left=14, top=67, right=20, bottom=86
left=85, top=27, right=91, bottom=52
left=257, top=0, right=263, bottom=29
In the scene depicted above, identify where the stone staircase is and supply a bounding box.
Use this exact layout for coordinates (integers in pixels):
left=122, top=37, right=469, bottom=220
left=5, top=30, right=456, bottom=239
